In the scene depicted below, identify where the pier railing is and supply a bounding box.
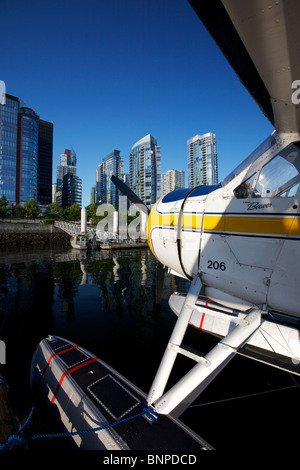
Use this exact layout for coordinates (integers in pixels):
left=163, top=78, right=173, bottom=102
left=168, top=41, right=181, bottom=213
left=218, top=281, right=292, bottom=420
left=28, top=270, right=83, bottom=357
left=54, top=220, right=118, bottom=241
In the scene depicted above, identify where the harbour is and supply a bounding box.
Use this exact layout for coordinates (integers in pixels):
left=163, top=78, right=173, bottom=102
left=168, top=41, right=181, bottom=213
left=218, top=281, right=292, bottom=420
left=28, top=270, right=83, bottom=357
left=0, top=246, right=299, bottom=451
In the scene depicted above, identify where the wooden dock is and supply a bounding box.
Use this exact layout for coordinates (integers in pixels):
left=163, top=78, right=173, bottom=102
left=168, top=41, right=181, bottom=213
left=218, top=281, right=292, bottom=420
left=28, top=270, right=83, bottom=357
left=0, top=368, right=17, bottom=448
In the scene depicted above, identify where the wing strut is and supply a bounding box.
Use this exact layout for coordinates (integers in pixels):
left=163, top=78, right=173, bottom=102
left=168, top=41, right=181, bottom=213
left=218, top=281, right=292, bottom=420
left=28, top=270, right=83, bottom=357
left=147, top=274, right=261, bottom=417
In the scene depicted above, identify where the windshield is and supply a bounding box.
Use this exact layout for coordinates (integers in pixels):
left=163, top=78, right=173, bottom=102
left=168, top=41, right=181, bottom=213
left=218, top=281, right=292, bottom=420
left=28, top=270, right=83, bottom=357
left=234, top=141, right=300, bottom=198
left=221, top=134, right=276, bottom=187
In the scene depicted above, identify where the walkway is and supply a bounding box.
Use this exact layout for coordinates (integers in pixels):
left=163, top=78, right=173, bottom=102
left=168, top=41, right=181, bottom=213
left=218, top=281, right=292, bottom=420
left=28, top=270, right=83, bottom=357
left=54, top=220, right=117, bottom=241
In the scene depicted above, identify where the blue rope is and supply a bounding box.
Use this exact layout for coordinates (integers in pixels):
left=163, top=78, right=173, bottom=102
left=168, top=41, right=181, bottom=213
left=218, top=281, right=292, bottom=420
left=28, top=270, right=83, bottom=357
left=0, top=402, right=159, bottom=450
left=0, top=376, right=7, bottom=386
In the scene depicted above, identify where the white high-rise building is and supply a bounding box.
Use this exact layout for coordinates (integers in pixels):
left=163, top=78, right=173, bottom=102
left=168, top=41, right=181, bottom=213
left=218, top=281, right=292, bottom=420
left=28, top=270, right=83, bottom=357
left=162, top=169, right=185, bottom=195
left=187, top=133, right=218, bottom=187
left=129, top=134, right=161, bottom=208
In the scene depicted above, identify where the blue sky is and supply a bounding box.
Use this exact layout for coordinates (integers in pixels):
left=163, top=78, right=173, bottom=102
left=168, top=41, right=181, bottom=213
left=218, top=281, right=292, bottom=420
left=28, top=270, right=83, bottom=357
left=1, top=0, right=274, bottom=207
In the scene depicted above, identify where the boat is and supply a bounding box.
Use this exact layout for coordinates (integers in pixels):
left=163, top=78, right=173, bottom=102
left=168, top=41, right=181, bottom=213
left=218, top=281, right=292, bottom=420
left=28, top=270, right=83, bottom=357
left=30, top=335, right=212, bottom=450
left=71, top=234, right=88, bottom=250
left=71, top=234, right=98, bottom=250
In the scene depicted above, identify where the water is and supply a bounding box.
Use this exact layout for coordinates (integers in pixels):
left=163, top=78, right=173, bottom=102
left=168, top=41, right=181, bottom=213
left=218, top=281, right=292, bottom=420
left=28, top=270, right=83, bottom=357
left=0, top=247, right=299, bottom=450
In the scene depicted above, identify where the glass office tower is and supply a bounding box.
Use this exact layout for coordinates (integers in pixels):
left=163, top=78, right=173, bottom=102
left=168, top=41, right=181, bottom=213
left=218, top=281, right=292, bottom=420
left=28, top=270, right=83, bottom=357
left=62, top=173, right=82, bottom=208
left=0, top=93, right=53, bottom=207
left=96, top=150, right=124, bottom=209
left=37, top=119, right=53, bottom=206
left=0, top=94, right=19, bottom=203
left=16, top=107, right=38, bottom=205
left=187, top=133, right=218, bottom=188
left=56, top=149, right=77, bottom=192
left=129, top=134, right=161, bottom=208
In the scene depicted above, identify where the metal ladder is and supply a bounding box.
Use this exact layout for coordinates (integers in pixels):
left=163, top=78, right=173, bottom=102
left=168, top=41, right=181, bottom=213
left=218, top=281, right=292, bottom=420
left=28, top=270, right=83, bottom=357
left=147, top=274, right=262, bottom=417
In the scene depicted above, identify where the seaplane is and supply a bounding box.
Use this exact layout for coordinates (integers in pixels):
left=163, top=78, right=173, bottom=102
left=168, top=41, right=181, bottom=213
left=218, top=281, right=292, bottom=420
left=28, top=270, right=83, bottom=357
left=29, top=0, right=300, bottom=450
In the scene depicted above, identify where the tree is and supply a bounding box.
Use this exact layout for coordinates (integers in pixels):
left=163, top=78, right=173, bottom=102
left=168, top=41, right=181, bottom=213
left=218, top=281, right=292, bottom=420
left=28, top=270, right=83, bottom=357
left=24, top=199, right=40, bottom=219
left=14, top=205, right=25, bottom=218
left=87, top=203, right=100, bottom=224
left=63, top=203, right=81, bottom=221
left=43, top=202, right=63, bottom=221
left=0, top=195, right=12, bottom=218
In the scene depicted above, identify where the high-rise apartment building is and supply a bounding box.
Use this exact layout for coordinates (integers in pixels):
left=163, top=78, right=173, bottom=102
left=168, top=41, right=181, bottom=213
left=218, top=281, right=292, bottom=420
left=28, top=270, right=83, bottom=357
left=187, top=133, right=218, bottom=188
left=0, top=93, right=53, bottom=207
left=162, top=169, right=185, bottom=195
left=96, top=150, right=124, bottom=209
left=129, top=134, right=161, bottom=208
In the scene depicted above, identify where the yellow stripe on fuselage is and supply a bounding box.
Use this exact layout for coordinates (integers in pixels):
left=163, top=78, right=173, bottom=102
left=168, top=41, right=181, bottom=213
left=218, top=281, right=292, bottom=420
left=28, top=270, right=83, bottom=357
left=147, top=206, right=300, bottom=252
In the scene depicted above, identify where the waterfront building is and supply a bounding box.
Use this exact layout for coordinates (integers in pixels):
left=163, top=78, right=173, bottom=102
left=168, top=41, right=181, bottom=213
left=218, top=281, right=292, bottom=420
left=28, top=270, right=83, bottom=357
left=0, top=94, right=19, bottom=204
left=37, top=119, right=53, bottom=206
left=62, top=173, right=82, bottom=208
left=0, top=93, right=53, bottom=207
left=16, top=107, right=38, bottom=205
left=187, top=133, right=218, bottom=187
left=129, top=134, right=161, bottom=208
left=96, top=150, right=124, bottom=209
left=162, top=169, right=185, bottom=195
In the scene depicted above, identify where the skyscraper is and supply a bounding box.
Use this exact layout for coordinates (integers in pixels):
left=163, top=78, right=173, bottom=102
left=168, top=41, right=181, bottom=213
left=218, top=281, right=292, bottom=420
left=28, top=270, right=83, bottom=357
left=56, top=148, right=77, bottom=192
left=90, top=185, right=96, bottom=205
left=16, top=106, right=39, bottom=205
left=62, top=173, right=82, bottom=209
left=55, top=147, right=82, bottom=208
left=187, top=133, right=218, bottom=188
left=162, top=169, right=185, bottom=195
left=96, top=150, right=124, bottom=209
left=129, top=134, right=161, bottom=208
left=37, top=119, right=53, bottom=206
left=0, top=93, right=53, bottom=207
left=0, top=94, right=19, bottom=204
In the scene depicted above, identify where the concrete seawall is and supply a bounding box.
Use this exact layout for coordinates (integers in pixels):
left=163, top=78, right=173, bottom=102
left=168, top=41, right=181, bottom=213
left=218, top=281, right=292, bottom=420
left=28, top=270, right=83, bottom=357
left=0, top=221, right=71, bottom=248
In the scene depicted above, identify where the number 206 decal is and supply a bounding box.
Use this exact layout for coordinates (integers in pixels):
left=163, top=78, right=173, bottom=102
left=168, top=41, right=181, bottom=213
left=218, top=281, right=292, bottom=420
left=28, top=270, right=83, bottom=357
left=207, top=260, right=226, bottom=271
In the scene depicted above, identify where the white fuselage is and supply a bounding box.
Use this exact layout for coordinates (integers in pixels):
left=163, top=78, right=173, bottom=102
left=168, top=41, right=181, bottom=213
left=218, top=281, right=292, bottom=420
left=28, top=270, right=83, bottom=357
left=148, top=132, right=300, bottom=318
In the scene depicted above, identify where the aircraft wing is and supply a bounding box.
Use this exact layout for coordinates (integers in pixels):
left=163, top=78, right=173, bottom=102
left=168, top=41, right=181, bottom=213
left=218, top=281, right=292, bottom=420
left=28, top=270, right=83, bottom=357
left=189, top=0, right=300, bottom=134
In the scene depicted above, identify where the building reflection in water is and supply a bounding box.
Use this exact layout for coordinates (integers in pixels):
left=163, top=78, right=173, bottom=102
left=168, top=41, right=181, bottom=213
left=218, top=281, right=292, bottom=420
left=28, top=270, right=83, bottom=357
left=0, top=247, right=188, bottom=408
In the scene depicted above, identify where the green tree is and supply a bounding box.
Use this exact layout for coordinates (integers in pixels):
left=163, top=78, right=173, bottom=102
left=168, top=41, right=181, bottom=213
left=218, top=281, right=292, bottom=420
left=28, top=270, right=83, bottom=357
left=14, top=205, right=25, bottom=218
left=87, top=203, right=100, bottom=224
left=63, top=203, right=81, bottom=221
left=24, top=199, right=40, bottom=219
left=43, top=202, right=63, bottom=221
left=0, top=195, right=12, bottom=218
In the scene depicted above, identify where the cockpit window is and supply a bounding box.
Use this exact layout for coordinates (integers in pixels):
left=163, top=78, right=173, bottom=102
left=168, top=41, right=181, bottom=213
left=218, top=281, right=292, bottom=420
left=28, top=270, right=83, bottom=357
left=254, top=154, right=298, bottom=197
left=234, top=142, right=300, bottom=199
left=234, top=174, right=256, bottom=199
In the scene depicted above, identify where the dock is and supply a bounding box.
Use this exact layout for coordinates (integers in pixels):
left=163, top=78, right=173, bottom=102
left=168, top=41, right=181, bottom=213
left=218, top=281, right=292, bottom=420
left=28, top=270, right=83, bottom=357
left=0, top=368, right=17, bottom=448
left=99, top=240, right=148, bottom=250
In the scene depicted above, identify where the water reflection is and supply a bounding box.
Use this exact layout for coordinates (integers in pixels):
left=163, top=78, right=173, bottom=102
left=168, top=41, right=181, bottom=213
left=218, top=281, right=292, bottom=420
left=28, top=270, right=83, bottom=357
left=0, top=247, right=188, bottom=410
left=0, top=247, right=298, bottom=450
